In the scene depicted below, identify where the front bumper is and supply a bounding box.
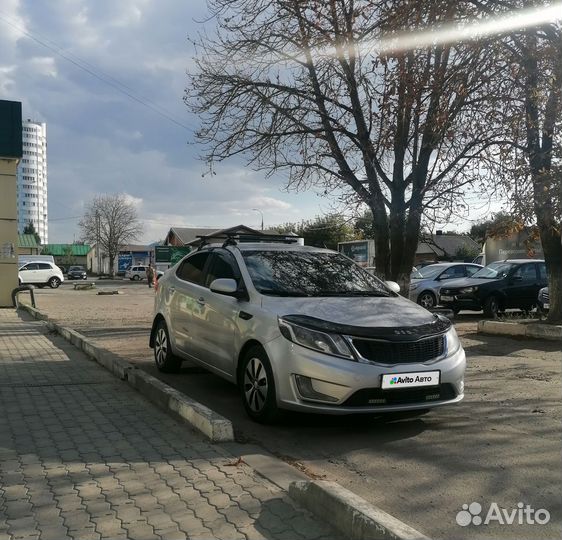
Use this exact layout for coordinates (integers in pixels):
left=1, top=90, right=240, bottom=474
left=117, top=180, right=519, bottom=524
left=263, top=335, right=466, bottom=414
left=440, top=292, right=483, bottom=311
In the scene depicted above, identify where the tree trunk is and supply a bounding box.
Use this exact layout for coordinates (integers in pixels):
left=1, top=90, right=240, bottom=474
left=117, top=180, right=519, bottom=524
left=108, top=254, right=116, bottom=278
left=546, top=263, right=562, bottom=323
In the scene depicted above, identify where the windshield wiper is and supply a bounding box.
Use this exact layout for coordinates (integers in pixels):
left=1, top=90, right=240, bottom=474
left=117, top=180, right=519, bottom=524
left=258, top=289, right=310, bottom=297
left=317, top=291, right=390, bottom=297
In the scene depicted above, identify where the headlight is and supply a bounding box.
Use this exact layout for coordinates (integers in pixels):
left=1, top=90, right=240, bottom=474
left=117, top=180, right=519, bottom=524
left=445, top=327, right=461, bottom=356
left=278, top=318, right=354, bottom=359
left=459, top=286, right=478, bottom=294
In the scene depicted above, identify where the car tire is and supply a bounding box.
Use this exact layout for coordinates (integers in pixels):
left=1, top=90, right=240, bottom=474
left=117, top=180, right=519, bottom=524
left=133, top=275, right=140, bottom=281
left=153, top=320, right=182, bottom=373
left=417, top=291, right=436, bottom=310
left=483, top=295, right=500, bottom=318
left=239, top=346, right=280, bottom=424
left=48, top=277, right=61, bottom=289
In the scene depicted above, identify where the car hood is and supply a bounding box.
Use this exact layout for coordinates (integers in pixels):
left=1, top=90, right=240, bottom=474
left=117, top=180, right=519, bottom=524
left=440, top=277, right=497, bottom=289
left=261, top=294, right=439, bottom=329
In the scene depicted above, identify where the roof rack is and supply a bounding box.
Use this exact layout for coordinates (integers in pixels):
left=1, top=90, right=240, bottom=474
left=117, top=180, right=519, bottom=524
left=194, top=232, right=299, bottom=250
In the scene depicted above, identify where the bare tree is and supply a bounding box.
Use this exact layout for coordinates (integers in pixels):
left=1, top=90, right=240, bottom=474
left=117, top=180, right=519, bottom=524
left=79, top=194, right=143, bottom=277
left=187, top=0, right=507, bottom=288
left=472, top=0, right=562, bottom=322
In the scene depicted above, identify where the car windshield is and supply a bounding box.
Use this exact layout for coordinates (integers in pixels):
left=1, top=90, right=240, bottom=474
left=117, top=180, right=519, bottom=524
left=69, top=266, right=84, bottom=271
left=471, top=262, right=515, bottom=279
left=413, top=265, right=447, bottom=279
left=242, top=250, right=391, bottom=297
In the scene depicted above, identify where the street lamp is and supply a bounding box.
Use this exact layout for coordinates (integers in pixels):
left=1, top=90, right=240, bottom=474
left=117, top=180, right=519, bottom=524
left=252, top=208, right=264, bottom=231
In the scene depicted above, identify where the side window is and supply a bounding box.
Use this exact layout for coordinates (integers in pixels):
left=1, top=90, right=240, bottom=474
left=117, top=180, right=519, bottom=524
left=466, top=265, right=480, bottom=277
left=176, top=252, right=210, bottom=285
left=440, top=266, right=464, bottom=280
left=538, top=263, right=547, bottom=281
left=38, top=263, right=51, bottom=270
left=21, top=263, right=38, bottom=271
left=513, top=264, right=537, bottom=281
left=205, top=252, right=240, bottom=287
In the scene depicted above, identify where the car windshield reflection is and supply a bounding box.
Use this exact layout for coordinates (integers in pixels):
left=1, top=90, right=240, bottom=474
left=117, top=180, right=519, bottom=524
left=242, top=250, right=391, bottom=297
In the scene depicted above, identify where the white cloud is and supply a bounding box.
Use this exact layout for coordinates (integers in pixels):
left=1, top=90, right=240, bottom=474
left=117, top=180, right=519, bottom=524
left=4, top=0, right=328, bottom=245
left=28, top=56, right=57, bottom=77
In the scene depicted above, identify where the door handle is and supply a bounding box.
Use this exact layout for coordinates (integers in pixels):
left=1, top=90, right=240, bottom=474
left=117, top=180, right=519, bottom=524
left=197, top=297, right=205, bottom=305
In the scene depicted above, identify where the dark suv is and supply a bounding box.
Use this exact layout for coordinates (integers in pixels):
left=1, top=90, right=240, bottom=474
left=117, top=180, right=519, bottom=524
left=439, top=259, right=547, bottom=317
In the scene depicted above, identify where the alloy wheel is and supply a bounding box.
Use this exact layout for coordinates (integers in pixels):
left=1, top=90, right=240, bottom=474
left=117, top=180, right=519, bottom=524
left=154, top=328, right=168, bottom=367
left=243, top=357, right=269, bottom=412
left=419, top=292, right=435, bottom=309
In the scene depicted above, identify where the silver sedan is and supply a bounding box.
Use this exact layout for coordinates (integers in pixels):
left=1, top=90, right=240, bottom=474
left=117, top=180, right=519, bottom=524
left=409, top=262, right=483, bottom=309
left=150, top=241, right=466, bottom=423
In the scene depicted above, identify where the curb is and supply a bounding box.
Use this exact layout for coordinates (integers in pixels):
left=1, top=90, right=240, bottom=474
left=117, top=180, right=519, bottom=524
left=478, top=320, right=562, bottom=341
left=19, top=304, right=234, bottom=443
left=18, top=305, right=432, bottom=540
left=289, top=480, right=431, bottom=540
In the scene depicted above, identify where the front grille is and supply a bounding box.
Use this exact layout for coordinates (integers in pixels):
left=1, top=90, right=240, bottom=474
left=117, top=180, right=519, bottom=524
left=343, top=383, right=457, bottom=407
left=352, top=335, right=445, bottom=364
left=543, top=291, right=550, bottom=301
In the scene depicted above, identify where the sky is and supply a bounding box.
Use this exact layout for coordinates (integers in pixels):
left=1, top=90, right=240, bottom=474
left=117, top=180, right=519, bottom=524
left=0, top=0, right=501, bottom=244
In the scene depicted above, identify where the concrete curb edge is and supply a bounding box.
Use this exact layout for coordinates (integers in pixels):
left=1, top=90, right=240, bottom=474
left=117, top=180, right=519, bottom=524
left=289, top=480, right=431, bottom=540
left=19, top=304, right=234, bottom=443
left=478, top=320, right=562, bottom=341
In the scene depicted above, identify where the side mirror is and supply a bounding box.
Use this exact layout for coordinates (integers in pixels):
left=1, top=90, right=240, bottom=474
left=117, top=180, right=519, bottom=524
left=385, top=281, right=401, bottom=294
left=210, top=278, right=238, bottom=295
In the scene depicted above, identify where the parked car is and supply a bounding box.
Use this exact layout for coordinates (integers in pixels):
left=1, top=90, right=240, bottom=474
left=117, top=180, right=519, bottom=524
left=439, top=259, right=548, bottom=317
left=538, top=287, right=550, bottom=314
left=126, top=265, right=147, bottom=280
left=67, top=265, right=87, bottom=280
left=149, top=238, right=465, bottom=423
left=409, top=262, right=483, bottom=309
left=18, top=261, right=64, bottom=289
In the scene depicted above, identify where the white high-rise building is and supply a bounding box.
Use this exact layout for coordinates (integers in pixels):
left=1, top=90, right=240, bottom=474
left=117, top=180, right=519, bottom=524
left=17, top=120, right=48, bottom=244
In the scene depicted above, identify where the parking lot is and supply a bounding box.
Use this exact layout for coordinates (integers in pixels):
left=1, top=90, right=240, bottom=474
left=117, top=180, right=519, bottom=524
left=24, top=283, right=562, bottom=540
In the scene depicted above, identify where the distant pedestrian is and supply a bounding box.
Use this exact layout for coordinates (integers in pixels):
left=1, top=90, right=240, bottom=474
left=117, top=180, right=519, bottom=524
left=146, top=264, right=155, bottom=288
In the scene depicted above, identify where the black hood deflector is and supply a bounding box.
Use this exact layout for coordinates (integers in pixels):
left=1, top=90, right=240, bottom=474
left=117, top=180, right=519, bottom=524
left=281, top=314, right=451, bottom=341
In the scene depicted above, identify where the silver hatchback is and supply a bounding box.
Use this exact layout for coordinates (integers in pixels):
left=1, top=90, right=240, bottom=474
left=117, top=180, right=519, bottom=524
left=410, top=262, right=483, bottom=309
left=150, top=238, right=466, bottom=423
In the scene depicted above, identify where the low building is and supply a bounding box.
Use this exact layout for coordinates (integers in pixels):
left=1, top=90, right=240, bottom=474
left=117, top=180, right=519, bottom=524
left=164, top=225, right=272, bottom=247
left=416, top=233, right=481, bottom=263
left=18, top=234, right=41, bottom=255
left=117, top=244, right=154, bottom=275
left=42, top=243, right=91, bottom=268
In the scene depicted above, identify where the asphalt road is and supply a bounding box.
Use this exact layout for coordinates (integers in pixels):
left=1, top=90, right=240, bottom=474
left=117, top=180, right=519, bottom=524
left=30, top=287, right=562, bottom=540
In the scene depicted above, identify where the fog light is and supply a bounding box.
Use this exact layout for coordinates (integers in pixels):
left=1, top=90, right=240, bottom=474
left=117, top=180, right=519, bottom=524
left=294, top=375, right=339, bottom=403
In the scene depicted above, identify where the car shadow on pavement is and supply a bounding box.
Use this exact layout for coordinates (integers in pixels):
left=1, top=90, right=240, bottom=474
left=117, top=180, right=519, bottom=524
left=461, top=331, right=561, bottom=356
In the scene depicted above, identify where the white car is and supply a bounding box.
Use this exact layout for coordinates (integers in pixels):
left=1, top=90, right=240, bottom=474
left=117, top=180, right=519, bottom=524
left=19, top=262, right=64, bottom=289
left=126, top=265, right=147, bottom=280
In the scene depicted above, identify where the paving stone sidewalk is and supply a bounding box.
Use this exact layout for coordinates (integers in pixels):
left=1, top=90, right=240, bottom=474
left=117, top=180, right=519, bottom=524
left=0, top=310, right=340, bottom=540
